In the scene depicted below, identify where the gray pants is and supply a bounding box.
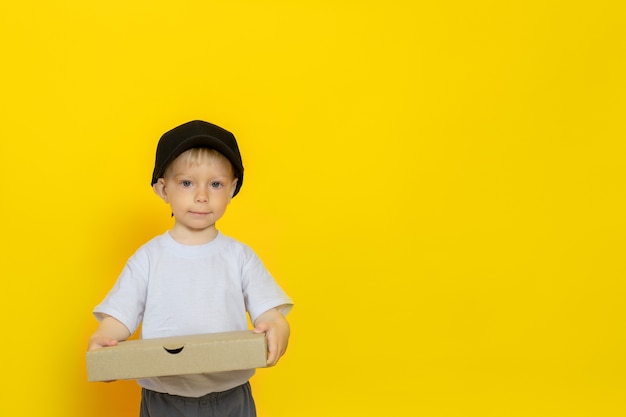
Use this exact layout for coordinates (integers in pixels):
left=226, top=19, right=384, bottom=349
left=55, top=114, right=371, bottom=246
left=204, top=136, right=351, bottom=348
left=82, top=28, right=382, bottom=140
left=140, top=382, right=256, bottom=417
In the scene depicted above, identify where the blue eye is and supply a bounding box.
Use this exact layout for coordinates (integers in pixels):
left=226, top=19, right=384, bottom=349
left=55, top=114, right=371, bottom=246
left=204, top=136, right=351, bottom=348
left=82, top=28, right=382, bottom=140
left=211, top=181, right=223, bottom=189
left=181, top=180, right=192, bottom=187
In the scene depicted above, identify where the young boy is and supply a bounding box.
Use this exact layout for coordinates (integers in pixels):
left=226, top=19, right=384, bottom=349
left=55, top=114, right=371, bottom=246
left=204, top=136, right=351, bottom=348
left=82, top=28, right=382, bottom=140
left=88, top=120, right=293, bottom=417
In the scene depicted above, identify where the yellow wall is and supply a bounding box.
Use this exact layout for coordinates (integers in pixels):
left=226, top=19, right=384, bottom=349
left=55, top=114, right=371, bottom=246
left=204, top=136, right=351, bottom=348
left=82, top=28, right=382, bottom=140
left=1, top=1, right=625, bottom=416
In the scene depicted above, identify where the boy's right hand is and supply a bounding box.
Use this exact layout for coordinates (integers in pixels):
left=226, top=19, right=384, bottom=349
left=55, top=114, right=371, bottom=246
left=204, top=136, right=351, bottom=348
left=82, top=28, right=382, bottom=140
left=87, top=315, right=131, bottom=352
left=87, top=335, right=120, bottom=382
left=87, top=315, right=130, bottom=383
left=87, top=335, right=119, bottom=352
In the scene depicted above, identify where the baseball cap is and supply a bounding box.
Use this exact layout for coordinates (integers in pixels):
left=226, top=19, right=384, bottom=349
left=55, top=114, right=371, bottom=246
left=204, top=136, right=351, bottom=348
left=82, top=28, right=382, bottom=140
left=151, top=120, right=244, bottom=197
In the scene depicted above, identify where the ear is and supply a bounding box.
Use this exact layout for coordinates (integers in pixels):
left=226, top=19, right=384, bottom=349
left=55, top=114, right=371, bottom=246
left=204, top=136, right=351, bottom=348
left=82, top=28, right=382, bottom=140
left=153, top=178, right=169, bottom=203
left=230, top=178, right=239, bottom=199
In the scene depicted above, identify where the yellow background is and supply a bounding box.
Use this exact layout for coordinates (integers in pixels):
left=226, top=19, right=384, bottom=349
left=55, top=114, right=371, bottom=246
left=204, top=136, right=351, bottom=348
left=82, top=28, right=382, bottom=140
left=1, top=1, right=625, bottom=416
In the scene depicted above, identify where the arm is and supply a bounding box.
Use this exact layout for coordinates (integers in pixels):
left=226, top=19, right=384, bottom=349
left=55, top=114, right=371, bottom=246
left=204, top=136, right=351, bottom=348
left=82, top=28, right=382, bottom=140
left=253, top=306, right=291, bottom=366
left=87, top=314, right=131, bottom=352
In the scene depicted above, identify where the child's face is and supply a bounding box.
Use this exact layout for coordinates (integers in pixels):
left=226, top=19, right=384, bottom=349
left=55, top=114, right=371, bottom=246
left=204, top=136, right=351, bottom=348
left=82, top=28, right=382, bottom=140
left=153, top=151, right=238, bottom=241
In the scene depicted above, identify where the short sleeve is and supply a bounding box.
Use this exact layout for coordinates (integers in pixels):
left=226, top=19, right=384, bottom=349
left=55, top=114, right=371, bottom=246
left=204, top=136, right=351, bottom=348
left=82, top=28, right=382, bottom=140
left=93, top=252, right=149, bottom=335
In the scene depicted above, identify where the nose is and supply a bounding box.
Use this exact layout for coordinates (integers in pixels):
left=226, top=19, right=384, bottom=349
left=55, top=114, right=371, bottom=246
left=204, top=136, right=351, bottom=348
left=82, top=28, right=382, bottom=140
left=195, top=188, right=208, bottom=203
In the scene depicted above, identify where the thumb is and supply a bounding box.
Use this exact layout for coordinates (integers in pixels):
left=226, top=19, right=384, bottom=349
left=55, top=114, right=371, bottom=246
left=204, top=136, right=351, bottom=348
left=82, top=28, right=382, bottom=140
left=253, top=322, right=270, bottom=334
left=88, top=336, right=119, bottom=351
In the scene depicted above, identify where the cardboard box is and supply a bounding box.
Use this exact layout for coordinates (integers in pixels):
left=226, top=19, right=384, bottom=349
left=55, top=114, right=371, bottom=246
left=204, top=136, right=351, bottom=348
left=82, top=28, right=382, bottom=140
left=87, top=330, right=267, bottom=382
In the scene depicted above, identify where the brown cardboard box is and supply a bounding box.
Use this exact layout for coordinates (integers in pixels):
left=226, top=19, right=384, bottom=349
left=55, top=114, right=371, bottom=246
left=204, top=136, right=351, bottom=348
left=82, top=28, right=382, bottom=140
left=86, top=330, right=267, bottom=382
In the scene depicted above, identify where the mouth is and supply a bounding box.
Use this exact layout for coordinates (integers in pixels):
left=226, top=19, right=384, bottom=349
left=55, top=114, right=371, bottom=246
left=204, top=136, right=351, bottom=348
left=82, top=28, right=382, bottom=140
left=189, top=211, right=211, bottom=216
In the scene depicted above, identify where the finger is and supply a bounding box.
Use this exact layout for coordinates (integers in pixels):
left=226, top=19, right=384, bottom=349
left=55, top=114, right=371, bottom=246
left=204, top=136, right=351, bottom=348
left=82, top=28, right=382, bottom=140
left=100, top=337, right=119, bottom=347
left=89, top=337, right=118, bottom=351
left=266, top=334, right=278, bottom=366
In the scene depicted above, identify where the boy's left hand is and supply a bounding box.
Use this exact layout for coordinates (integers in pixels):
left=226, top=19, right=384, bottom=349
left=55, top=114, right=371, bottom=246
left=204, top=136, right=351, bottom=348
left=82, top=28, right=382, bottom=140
left=253, top=307, right=290, bottom=366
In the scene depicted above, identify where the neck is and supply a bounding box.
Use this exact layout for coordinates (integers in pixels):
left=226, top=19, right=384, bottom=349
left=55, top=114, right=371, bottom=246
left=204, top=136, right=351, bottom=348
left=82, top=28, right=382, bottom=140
left=169, top=224, right=219, bottom=245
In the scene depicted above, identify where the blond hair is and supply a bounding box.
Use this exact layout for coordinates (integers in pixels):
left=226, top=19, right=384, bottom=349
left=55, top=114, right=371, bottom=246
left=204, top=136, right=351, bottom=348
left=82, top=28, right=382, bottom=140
left=164, top=148, right=234, bottom=177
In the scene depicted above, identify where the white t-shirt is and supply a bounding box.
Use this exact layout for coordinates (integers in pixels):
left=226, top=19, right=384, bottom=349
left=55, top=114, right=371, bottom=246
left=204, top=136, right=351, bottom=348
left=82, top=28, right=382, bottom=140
left=94, top=231, right=293, bottom=397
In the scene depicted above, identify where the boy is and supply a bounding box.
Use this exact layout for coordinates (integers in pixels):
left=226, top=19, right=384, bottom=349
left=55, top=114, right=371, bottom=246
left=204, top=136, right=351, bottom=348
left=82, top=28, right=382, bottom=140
left=88, top=120, right=293, bottom=417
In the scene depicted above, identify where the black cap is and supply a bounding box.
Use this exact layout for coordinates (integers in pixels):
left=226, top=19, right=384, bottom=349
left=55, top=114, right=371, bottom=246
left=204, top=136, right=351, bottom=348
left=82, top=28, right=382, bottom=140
left=151, top=120, right=244, bottom=197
